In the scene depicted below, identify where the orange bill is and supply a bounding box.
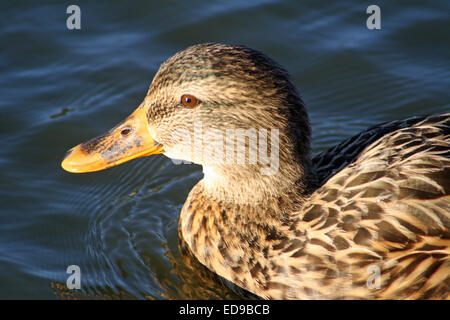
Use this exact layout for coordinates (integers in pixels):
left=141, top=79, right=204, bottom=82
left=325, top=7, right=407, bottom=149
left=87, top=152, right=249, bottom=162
left=61, top=107, right=163, bottom=173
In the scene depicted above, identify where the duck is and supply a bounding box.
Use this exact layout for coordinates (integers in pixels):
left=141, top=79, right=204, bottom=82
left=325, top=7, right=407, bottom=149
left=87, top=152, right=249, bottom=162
left=61, top=43, right=450, bottom=300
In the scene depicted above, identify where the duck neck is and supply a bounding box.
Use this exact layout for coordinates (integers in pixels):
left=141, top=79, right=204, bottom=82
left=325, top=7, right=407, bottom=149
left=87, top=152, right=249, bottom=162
left=180, top=163, right=316, bottom=298
left=201, top=153, right=314, bottom=205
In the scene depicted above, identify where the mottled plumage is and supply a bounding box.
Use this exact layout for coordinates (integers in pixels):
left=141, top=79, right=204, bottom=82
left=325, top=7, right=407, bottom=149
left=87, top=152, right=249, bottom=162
left=181, top=113, right=450, bottom=299
left=62, top=43, right=450, bottom=299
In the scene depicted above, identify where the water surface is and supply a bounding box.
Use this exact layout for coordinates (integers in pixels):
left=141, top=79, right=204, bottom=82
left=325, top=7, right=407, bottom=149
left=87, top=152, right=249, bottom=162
left=0, top=0, right=449, bottom=299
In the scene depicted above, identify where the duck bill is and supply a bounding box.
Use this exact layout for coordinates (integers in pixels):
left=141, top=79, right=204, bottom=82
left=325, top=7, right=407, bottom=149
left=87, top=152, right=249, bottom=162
left=61, top=107, right=163, bottom=173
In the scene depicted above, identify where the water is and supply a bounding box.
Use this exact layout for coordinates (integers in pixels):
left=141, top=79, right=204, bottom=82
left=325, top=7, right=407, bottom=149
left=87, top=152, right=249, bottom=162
left=0, top=0, right=449, bottom=299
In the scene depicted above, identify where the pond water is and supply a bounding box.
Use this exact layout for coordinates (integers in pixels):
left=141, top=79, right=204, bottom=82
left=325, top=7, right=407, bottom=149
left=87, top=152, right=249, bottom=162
left=0, top=0, right=448, bottom=299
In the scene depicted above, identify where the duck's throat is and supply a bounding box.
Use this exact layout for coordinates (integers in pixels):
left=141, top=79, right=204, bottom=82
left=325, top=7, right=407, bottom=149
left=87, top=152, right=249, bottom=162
left=201, top=161, right=308, bottom=204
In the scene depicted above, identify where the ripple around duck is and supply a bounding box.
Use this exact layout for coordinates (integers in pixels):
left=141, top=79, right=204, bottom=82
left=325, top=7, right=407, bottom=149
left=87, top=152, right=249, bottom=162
left=2, top=0, right=450, bottom=299
left=71, top=159, right=203, bottom=299
left=70, top=154, right=236, bottom=300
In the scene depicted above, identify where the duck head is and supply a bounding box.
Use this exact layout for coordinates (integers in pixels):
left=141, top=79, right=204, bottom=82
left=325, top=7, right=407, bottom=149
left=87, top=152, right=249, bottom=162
left=62, top=43, right=312, bottom=203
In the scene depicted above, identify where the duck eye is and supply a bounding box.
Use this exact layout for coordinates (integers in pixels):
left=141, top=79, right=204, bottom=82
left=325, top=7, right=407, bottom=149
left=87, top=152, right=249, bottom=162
left=181, top=94, right=198, bottom=107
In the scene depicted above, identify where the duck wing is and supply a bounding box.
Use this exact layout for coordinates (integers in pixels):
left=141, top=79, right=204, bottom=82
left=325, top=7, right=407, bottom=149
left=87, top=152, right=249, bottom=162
left=312, top=115, right=432, bottom=184
left=297, top=113, right=449, bottom=299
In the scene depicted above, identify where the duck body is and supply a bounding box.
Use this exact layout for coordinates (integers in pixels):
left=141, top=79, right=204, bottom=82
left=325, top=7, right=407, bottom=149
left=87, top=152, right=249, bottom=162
left=62, top=43, right=450, bottom=299
left=180, top=113, right=450, bottom=299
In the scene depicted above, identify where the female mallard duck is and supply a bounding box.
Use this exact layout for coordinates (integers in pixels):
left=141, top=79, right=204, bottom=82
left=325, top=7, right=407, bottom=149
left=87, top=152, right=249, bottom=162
left=61, top=43, right=450, bottom=299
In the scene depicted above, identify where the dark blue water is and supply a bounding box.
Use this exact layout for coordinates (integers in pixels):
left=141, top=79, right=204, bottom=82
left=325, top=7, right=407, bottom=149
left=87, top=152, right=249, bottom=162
left=0, top=0, right=449, bottom=299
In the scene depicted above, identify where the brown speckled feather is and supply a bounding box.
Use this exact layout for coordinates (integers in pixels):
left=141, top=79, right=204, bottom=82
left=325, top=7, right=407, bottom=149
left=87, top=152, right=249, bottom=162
left=64, top=43, right=450, bottom=300
left=180, top=113, right=450, bottom=299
